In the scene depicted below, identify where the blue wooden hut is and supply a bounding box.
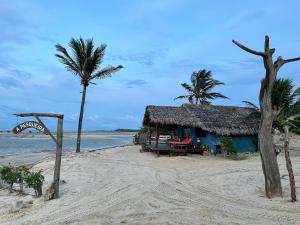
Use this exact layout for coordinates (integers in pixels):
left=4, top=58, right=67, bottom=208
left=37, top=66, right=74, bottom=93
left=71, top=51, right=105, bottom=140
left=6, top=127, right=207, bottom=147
left=142, top=104, right=259, bottom=155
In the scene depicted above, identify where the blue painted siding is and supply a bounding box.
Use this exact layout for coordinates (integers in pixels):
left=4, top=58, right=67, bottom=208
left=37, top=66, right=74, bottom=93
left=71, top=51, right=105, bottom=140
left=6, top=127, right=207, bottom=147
left=203, top=133, right=218, bottom=154
left=175, top=127, right=258, bottom=155
left=231, top=135, right=258, bottom=153
left=176, top=127, right=185, bottom=141
left=189, top=128, right=257, bottom=154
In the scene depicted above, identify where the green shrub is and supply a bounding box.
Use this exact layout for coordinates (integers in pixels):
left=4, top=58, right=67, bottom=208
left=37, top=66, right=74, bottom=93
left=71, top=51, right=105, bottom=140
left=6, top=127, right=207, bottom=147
left=200, top=144, right=209, bottom=151
left=0, top=165, right=44, bottom=197
left=15, top=166, right=29, bottom=193
left=24, top=170, right=44, bottom=197
left=219, top=136, right=237, bottom=156
left=0, top=165, right=18, bottom=192
left=134, top=127, right=151, bottom=145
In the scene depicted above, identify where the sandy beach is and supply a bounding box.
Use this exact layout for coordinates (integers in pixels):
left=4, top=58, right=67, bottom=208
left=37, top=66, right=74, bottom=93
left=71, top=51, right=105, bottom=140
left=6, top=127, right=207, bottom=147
left=0, top=145, right=299, bottom=225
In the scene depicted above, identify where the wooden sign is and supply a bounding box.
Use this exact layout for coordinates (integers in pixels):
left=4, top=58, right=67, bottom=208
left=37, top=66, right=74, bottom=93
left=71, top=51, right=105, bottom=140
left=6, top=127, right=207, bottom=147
left=12, top=121, right=48, bottom=135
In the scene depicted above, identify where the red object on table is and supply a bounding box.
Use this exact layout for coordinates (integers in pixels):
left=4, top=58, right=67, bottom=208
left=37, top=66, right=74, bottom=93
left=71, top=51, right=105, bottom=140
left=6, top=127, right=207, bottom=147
left=169, top=138, right=192, bottom=145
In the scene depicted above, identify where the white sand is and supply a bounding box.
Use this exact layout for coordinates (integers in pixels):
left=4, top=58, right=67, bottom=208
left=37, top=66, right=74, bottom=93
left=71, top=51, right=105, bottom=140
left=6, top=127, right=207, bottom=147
left=0, top=145, right=300, bottom=225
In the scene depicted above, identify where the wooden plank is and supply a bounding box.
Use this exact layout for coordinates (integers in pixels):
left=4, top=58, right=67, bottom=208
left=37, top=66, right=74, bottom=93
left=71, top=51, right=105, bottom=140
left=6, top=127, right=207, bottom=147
left=15, top=113, right=63, bottom=119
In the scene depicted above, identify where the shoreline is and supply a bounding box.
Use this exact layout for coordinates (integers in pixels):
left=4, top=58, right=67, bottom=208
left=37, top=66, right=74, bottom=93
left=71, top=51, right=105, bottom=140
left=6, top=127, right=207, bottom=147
left=0, top=131, right=135, bottom=157
left=0, top=143, right=133, bottom=166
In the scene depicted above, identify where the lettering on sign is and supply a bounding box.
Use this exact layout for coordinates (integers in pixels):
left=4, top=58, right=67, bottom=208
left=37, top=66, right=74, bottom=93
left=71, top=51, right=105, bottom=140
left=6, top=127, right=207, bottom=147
left=12, top=121, right=48, bottom=135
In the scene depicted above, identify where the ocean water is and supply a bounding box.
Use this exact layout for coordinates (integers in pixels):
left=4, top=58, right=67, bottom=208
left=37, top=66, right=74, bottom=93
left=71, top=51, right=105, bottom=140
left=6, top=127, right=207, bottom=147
left=0, top=131, right=135, bottom=156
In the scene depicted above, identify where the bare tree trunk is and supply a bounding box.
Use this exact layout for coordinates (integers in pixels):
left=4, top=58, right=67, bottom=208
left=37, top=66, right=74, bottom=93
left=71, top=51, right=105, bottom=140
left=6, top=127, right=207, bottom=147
left=284, top=126, right=297, bottom=202
left=259, top=70, right=282, bottom=197
left=232, top=36, right=300, bottom=198
left=76, top=85, right=87, bottom=153
left=259, top=101, right=282, bottom=197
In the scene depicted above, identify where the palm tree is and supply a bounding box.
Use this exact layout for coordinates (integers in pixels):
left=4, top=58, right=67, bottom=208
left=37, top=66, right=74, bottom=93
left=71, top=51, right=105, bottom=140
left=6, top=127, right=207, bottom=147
left=55, top=38, right=123, bottom=153
left=175, top=69, right=228, bottom=104
left=272, top=79, right=300, bottom=132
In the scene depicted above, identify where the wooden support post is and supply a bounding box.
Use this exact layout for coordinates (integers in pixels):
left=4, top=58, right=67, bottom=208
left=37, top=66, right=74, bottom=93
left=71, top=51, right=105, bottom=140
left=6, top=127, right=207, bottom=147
left=148, top=127, right=151, bottom=145
left=155, top=125, right=159, bottom=148
left=14, top=112, right=64, bottom=200
left=53, top=116, right=63, bottom=199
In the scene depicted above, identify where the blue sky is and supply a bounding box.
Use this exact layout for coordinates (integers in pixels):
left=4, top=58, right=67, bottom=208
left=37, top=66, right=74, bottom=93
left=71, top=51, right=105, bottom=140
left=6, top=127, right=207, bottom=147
left=0, top=0, right=300, bottom=130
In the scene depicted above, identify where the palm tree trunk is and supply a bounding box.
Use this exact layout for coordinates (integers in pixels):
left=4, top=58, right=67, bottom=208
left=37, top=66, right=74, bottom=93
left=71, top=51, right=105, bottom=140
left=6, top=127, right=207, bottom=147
left=284, top=126, right=297, bottom=202
left=76, top=85, right=87, bottom=153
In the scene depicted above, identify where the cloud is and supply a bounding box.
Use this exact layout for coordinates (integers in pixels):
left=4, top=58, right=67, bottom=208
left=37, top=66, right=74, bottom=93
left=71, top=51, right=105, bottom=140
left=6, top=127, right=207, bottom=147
left=110, top=49, right=168, bottom=65
left=0, top=77, right=20, bottom=88
left=170, top=59, right=231, bottom=73
left=0, top=68, right=33, bottom=88
left=241, top=10, right=267, bottom=22
left=0, top=6, right=34, bottom=46
left=85, top=114, right=142, bottom=130
left=226, top=58, right=262, bottom=68
left=125, top=79, right=149, bottom=88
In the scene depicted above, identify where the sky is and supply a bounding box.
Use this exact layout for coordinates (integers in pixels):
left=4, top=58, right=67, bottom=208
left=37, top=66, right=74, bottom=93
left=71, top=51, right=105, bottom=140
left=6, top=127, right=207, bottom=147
left=0, top=0, right=300, bottom=131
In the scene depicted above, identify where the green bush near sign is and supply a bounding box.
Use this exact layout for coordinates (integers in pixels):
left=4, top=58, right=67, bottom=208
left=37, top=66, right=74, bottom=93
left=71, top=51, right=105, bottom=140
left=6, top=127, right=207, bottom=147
left=0, top=165, right=44, bottom=197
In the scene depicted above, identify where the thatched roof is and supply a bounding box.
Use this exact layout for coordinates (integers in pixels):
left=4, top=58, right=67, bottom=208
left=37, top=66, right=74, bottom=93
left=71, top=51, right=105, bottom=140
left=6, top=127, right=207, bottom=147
left=143, top=104, right=260, bottom=136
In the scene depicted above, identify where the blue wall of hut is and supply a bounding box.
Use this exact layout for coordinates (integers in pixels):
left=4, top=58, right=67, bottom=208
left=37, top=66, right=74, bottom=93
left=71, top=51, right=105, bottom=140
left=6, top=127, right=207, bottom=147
left=179, top=127, right=257, bottom=154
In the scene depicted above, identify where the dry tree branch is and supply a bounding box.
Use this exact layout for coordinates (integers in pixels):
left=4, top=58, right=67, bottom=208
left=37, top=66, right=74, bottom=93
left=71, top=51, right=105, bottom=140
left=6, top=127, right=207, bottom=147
left=232, top=40, right=265, bottom=57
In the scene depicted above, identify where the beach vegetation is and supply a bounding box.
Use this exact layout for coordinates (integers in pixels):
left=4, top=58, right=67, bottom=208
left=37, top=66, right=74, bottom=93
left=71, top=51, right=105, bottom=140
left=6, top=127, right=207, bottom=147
left=0, top=165, right=17, bottom=192
left=175, top=69, right=228, bottom=104
left=24, top=170, right=44, bottom=197
left=55, top=37, right=123, bottom=153
left=219, top=136, right=237, bottom=156
left=134, top=127, right=151, bottom=145
left=15, top=165, right=30, bottom=193
left=0, top=165, right=44, bottom=197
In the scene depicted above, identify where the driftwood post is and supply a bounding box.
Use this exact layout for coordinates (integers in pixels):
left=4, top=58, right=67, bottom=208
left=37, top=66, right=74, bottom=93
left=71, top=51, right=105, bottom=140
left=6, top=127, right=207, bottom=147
left=232, top=36, right=300, bottom=198
left=14, top=113, right=64, bottom=200
left=284, top=126, right=297, bottom=202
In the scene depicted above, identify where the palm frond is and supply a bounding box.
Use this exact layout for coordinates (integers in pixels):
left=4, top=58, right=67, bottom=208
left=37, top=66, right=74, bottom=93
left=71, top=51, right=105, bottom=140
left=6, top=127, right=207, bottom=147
left=69, top=38, right=85, bottom=71
left=174, top=95, right=191, bottom=100
left=212, top=79, right=225, bottom=86
left=272, top=78, right=294, bottom=112
left=206, top=92, right=229, bottom=99
left=176, top=69, right=227, bottom=104
left=243, top=101, right=260, bottom=111
left=55, top=44, right=81, bottom=76
left=55, top=38, right=123, bottom=87
left=181, top=83, right=193, bottom=92
left=199, top=99, right=211, bottom=105
left=91, top=65, right=123, bottom=80
left=294, top=87, right=300, bottom=96
left=85, top=38, right=94, bottom=59
left=188, top=95, right=195, bottom=104
left=84, top=44, right=106, bottom=75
